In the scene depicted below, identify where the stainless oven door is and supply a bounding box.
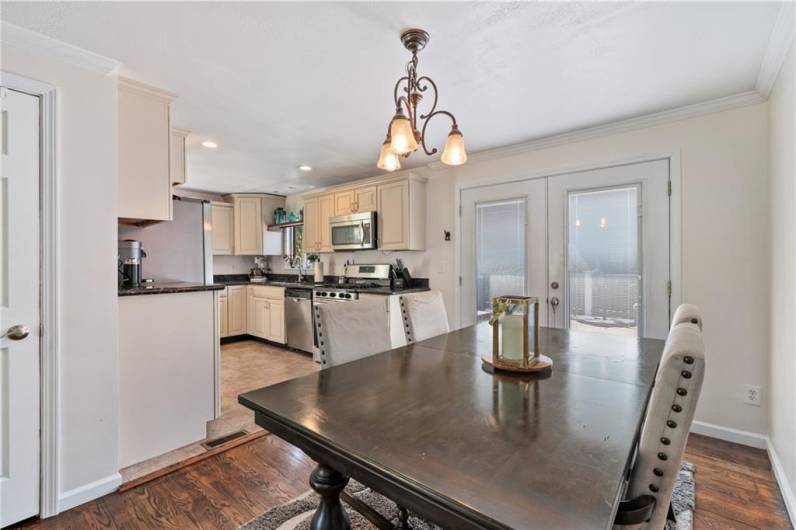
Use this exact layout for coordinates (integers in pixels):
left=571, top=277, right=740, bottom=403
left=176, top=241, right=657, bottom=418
left=330, top=212, right=376, bottom=250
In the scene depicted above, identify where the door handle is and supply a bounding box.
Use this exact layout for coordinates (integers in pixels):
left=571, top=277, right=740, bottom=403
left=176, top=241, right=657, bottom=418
left=2, top=324, right=30, bottom=341
left=550, top=297, right=560, bottom=308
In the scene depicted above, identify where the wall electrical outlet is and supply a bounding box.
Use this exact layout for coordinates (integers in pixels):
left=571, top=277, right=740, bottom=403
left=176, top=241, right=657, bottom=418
left=744, top=384, right=762, bottom=406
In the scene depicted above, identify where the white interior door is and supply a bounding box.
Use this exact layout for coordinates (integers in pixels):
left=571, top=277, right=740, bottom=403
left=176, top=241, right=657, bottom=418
left=547, top=159, right=670, bottom=339
left=0, top=88, right=41, bottom=526
left=460, top=179, right=546, bottom=328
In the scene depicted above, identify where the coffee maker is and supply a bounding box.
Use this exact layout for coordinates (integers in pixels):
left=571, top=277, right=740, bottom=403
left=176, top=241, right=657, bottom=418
left=118, top=239, right=146, bottom=287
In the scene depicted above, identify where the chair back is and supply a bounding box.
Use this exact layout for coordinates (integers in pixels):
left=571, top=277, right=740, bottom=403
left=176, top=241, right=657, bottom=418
left=624, top=315, right=705, bottom=529
left=671, top=303, right=702, bottom=331
left=314, top=299, right=392, bottom=369
left=399, top=291, right=450, bottom=343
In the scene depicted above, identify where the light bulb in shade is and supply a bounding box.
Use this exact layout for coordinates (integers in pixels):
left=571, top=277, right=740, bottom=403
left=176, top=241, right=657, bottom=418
left=440, top=126, right=467, bottom=166
left=389, top=111, right=418, bottom=155
left=377, top=138, right=401, bottom=172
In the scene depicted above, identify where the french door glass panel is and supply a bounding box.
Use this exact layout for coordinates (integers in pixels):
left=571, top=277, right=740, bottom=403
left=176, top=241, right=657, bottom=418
left=567, top=185, right=641, bottom=336
left=475, top=198, right=526, bottom=315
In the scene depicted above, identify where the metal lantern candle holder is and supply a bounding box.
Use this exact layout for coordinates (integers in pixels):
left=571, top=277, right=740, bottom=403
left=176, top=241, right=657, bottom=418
left=482, top=296, right=553, bottom=374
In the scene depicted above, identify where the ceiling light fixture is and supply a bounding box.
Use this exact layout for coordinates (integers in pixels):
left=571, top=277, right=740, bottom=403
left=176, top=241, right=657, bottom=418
left=377, top=28, right=467, bottom=171
left=201, top=141, right=218, bottom=148
left=297, top=165, right=313, bottom=172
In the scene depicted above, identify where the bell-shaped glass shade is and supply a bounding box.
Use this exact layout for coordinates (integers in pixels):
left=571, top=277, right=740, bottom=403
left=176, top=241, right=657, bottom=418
left=377, top=140, right=401, bottom=171
left=389, top=115, right=418, bottom=155
left=441, top=129, right=467, bottom=166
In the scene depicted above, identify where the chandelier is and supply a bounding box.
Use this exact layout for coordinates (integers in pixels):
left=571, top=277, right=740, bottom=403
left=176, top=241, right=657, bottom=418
left=377, top=28, right=467, bottom=171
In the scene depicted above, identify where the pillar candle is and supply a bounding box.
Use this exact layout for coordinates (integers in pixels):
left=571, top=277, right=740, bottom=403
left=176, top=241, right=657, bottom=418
left=501, top=314, right=525, bottom=360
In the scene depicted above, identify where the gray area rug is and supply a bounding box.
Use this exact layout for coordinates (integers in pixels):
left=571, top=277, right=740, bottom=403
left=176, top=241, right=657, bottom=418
left=240, top=462, right=696, bottom=530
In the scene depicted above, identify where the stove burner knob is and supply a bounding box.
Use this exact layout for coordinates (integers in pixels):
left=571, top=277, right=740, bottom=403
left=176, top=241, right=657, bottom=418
left=329, top=292, right=337, bottom=298
left=343, top=293, right=351, bottom=299
left=318, top=292, right=326, bottom=297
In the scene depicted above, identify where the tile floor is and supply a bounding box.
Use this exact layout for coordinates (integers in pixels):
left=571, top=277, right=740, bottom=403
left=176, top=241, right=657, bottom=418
left=119, top=339, right=318, bottom=483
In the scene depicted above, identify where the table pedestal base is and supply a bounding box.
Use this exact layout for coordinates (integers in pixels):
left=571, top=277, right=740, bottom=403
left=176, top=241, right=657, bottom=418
left=310, top=464, right=350, bottom=530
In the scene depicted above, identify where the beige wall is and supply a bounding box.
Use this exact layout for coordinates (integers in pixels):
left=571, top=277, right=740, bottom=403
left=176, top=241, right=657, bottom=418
left=288, top=100, right=772, bottom=436
left=436, top=103, right=771, bottom=436
left=768, top=41, right=795, bottom=503
left=1, top=47, right=121, bottom=500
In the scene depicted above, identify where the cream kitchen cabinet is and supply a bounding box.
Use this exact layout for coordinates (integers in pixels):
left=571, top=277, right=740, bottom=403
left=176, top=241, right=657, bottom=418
left=303, top=196, right=320, bottom=253
left=303, top=193, right=334, bottom=253
left=233, top=196, right=263, bottom=255
left=218, top=290, right=229, bottom=338
left=118, top=77, right=176, bottom=222
left=247, top=285, right=286, bottom=343
left=354, top=185, right=378, bottom=212
left=334, top=189, right=355, bottom=216
left=170, top=128, right=190, bottom=186
left=227, top=286, right=247, bottom=336
left=211, top=202, right=234, bottom=255
left=378, top=177, right=426, bottom=250
left=319, top=194, right=335, bottom=252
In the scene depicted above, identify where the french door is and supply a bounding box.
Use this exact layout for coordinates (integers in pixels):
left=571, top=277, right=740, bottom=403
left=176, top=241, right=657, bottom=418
left=460, top=159, right=671, bottom=340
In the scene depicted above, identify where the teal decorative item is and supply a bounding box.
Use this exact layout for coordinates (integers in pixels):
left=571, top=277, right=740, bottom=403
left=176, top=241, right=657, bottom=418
left=288, top=211, right=299, bottom=222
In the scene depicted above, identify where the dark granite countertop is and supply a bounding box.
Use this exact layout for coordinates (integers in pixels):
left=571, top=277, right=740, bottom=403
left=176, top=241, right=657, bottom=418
left=213, top=274, right=430, bottom=295
left=118, top=282, right=225, bottom=297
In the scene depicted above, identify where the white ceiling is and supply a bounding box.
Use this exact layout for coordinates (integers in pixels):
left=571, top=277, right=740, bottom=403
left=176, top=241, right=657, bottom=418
left=1, top=2, right=783, bottom=194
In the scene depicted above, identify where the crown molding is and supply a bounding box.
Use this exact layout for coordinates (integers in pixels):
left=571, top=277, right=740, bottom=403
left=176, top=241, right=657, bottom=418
left=428, top=91, right=765, bottom=169
left=0, top=22, right=120, bottom=75
left=755, top=2, right=795, bottom=98
left=118, top=76, right=176, bottom=101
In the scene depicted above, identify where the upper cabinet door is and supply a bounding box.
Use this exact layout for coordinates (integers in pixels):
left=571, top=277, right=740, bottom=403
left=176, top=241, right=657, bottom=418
left=319, top=194, right=335, bottom=253
left=118, top=77, right=175, bottom=221
left=378, top=178, right=426, bottom=250
left=354, top=186, right=377, bottom=212
left=303, top=197, right=320, bottom=252
left=234, top=197, right=263, bottom=255
left=211, top=202, right=234, bottom=255
left=334, top=190, right=355, bottom=216
left=378, top=180, right=409, bottom=250
left=170, top=128, right=189, bottom=186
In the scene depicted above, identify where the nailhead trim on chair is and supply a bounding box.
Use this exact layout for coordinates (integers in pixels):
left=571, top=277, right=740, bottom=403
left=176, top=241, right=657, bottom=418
left=671, top=404, right=682, bottom=413
left=681, top=370, right=692, bottom=379
left=399, top=296, right=413, bottom=343
left=657, top=452, right=668, bottom=461
left=666, top=420, right=677, bottom=428
left=649, top=484, right=659, bottom=493
left=315, top=307, right=327, bottom=366
left=676, top=387, right=688, bottom=396
left=653, top=468, right=664, bottom=477
left=660, top=437, right=671, bottom=445
left=683, top=356, right=694, bottom=364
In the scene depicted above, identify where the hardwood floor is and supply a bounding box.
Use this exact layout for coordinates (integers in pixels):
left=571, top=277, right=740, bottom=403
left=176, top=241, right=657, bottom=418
left=14, top=433, right=792, bottom=529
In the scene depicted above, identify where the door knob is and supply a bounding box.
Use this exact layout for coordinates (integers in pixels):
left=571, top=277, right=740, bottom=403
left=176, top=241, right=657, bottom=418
left=550, top=297, right=560, bottom=308
left=2, top=324, right=30, bottom=340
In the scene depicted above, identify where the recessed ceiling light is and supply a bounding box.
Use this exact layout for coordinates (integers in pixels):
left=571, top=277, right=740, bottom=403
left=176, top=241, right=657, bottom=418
left=297, top=164, right=313, bottom=172
left=201, top=141, right=218, bottom=148
left=287, top=185, right=297, bottom=190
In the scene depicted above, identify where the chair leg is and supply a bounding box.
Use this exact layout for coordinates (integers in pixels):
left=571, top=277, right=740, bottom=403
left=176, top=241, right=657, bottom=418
left=397, top=506, right=412, bottom=529
left=667, top=502, right=677, bottom=523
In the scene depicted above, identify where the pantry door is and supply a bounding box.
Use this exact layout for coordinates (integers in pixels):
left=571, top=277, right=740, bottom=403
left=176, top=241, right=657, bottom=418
left=0, top=88, right=41, bottom=526
left=546, top=159, right=671, bottom=339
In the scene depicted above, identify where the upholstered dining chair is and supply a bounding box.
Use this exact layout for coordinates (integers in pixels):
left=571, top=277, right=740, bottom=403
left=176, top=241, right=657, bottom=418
left=615, top=309, right=706, bottom=529
left=314, top=299, right=392, bottom=369
left=399, top=290, right=450, bottom=343
left=671, top=303, right=703, bottom=330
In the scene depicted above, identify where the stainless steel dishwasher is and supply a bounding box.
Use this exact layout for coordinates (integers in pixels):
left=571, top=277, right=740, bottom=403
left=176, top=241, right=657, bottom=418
left=285, top=288, right=314, bottom=355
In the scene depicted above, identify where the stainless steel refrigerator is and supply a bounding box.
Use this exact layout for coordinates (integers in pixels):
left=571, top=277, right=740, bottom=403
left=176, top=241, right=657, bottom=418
left=118, top=196, right=213, bottom=283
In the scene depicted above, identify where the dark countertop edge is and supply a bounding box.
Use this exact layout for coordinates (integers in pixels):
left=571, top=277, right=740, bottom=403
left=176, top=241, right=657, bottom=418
left=118, top=283, right=225, bottom=297
left=214, top=280, right=430, bottom=295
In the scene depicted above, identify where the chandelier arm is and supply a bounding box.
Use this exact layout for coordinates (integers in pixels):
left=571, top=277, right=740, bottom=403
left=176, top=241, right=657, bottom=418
left=416, top=76, right=438, bottom=119
left=419, top=110, right=458, bottom=156
left=393, top=76, right=410, bottom=107
left=396, top=95, right=415, bottom=124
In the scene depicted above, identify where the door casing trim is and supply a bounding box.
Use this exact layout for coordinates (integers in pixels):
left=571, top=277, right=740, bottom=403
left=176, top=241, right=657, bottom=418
left=1, top=70, right=60, bottom=518
left=454, top=152, right=682, bottom=331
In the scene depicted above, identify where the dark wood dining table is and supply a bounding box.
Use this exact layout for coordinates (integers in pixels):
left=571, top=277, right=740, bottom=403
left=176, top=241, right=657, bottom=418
left=239, top=322, right=664, bottom=530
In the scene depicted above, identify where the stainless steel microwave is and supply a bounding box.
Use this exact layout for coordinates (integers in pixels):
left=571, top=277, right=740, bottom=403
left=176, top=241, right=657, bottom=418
left=330, top=211, right=377, bottom=251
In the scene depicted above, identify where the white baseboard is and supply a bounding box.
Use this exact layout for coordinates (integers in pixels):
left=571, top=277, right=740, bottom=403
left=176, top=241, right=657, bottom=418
left=690, top=420, right=768, bottom=449
left=767, top=439, right=796, bottom=525
left=57, top=473, right=122, bottom=513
